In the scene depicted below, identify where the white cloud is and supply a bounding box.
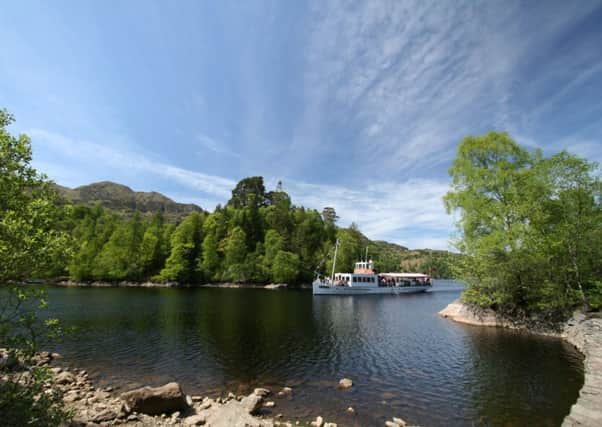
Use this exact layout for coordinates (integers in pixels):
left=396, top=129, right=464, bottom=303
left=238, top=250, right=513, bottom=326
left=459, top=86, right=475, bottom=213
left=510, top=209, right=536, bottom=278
left=195, top=133, right=240, bottom=158
left=28, top=128, right=453, bottom=249
left=28, top=129, right=236, bottom=200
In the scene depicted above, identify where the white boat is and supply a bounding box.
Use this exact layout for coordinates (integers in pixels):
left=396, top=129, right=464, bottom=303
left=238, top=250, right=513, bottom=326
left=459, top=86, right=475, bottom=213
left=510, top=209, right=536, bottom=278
left=312, top=242, right=432, bottom=295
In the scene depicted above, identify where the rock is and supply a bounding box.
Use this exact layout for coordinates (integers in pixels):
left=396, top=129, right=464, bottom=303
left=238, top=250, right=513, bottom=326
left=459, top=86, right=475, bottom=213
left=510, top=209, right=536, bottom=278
left=91, top=409, right=118, bottom=423
left=191, top=395, right=203, bottom=402
left=254, top=387, right=271, bottom=397
left=56, top=371, right=75, bottom=385
left=241, top=392, right=263, bottom=414
left=104, top=386, right=112, bottom=392
left=184, top=414, right=206, bottom=426
left=186, top=395, right=193, bottom=406
left=385, top=422, right=399, bottom=427
left=310, top=416, right=324, bottom=427
left=227, top=392, right=236, bottom=400
left=392, top=417, right=406, bottom=426
left=324, top=423, right=337, bottom=427
left=126, top=414, right=139, bottom=421
left=264, top=401, right=275, bottom=408
left=338, top=378, right=353, bottom=389
left=120, top=382, right=188, bottom=415
left=278, top=387, right=292, bottom=396
left=346, top=407, right=355, bottom=415
left=51, top=367, right=63, bottom=374
left=198, top=400, right=212, bottom=410
left=64, top=390, right=80, bottom=403
left=172, top=411, right=181, bottom=419
left=51, top=352, right=61, bottom=359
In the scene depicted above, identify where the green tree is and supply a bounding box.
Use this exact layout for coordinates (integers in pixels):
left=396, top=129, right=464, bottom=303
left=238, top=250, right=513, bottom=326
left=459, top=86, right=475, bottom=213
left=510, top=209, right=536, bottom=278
left=272, top=250, right=300, bottom=283
left=222, top=226, right=247, bottom=282
left=445, top=131, right=602, bottom=316
left=227, top=176, right=268, bottom=209
left=159, top=212, right=205, bottom=283
left=0, top=109, right=70, bottom=426
left=139, top=212, right=169, bottom=278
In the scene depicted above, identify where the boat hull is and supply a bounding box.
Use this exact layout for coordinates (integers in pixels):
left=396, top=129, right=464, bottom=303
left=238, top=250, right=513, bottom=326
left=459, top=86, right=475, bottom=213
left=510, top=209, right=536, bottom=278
left=312, top=280, right=430, bottom=295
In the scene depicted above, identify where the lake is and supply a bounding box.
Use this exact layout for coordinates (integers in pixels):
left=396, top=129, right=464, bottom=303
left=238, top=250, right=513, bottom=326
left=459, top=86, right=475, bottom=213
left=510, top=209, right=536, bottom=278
left=42, top=281, right=583, bottom=426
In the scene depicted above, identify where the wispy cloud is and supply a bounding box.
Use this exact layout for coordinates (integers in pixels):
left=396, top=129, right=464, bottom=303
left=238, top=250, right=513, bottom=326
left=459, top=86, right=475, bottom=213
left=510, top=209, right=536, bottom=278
left=196, top=132, right=240, bottom=158
left=28, top=128, right=453, bottom=249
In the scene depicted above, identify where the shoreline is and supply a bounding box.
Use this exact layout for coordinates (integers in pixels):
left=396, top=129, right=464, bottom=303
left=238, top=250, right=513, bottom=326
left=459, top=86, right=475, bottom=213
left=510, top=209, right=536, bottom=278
left=439, top=299, right=602, bottom=427
left=1, top=350, right=411, bottom=427
left=50, top=281, right=311, bottom=290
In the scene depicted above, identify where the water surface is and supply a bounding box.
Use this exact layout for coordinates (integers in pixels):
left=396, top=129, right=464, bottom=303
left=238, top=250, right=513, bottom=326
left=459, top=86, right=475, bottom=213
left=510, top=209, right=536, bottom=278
left=42, top=281, right=583, bottom=426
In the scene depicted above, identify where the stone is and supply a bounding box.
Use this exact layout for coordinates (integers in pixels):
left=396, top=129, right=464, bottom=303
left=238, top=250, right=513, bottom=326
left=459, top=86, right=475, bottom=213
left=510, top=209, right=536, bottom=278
left=393, top=417, right=406, bottom=426
left=264, top=401, right=275, bottom=408
left=120, top=382, right=188, bottom=415
left=254, top=387, right=271, bottom=397
left=55, top=371, right=75, bottom=385
left=240, top=392, right=263, bottom=414
left=186, top=395, right=193, bottom=406
left=228, top=392, right=236, bottom=400
left=51, top=367, right=63, bottom=374
left=91, top=409, right=118, bottom=423
left=184, top=414, right=206, bottom=426
left=64, top=390, right=80, bottom=403
left=346, top=407, right=355, bottom=415
left=191, top=395, right=203, bottom=402
left=278, top=387, right=293, bottom=396
left=338, top=378, right=353, bottom=389
left=324, top=423, right=337, bottom=427
left=385, top=422, right=398, bottom=427
left=310, top=416, right=324, bottom=427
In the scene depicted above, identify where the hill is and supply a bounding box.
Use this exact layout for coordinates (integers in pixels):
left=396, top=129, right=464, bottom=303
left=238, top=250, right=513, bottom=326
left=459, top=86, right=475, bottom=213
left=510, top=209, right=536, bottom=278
left=55, top=181, right=203, bottom=222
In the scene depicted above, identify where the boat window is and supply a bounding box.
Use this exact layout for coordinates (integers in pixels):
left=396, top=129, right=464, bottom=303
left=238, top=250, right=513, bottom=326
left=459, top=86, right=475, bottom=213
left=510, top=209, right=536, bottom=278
left=352, top=276, right=357, bottom=283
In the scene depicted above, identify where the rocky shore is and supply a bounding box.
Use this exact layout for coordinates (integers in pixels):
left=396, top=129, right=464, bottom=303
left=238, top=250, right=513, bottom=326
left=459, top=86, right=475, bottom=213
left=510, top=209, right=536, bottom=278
left=1, top=351, right=413, bottom=426
left=439, top=299, right=602, bottom=426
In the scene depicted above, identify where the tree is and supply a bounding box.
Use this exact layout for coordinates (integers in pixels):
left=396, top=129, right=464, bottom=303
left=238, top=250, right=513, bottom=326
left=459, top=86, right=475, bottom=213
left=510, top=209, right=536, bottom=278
left=227, top=176, right=268, bottom=209
left=0, top=108, right=70, bottom=426
left=321, top=207, right=339, bottom=224
left=445, top=131, right=602, bottom=316
left=272, top=250, right=300, bottom=284
left=159, top=212, right=205, bottom=283
left=222, top=226, right=247, bottom=282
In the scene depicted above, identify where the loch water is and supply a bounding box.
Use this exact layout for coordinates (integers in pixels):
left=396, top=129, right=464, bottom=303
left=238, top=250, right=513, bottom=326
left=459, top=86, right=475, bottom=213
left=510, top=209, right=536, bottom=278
left=42, top=281, right=583, bottom=426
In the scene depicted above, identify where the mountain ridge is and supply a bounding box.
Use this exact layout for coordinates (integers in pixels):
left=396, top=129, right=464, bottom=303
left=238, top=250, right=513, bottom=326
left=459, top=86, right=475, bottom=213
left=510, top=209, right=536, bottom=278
left=54, top=181, right=203, bottom=221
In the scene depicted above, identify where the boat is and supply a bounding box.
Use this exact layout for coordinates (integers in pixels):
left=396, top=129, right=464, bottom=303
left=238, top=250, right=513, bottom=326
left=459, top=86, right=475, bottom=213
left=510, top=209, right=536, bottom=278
left=312, top=241, right=432, bottom=295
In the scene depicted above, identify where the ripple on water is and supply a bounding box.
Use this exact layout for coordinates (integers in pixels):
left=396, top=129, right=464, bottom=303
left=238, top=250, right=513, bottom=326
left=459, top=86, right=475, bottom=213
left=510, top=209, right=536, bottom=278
left=39, top=282, right=584, bottom=427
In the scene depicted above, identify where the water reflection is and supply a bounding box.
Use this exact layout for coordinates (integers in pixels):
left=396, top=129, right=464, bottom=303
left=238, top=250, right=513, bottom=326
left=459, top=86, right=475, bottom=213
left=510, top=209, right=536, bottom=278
left=40, top=282, right=582, bottom=426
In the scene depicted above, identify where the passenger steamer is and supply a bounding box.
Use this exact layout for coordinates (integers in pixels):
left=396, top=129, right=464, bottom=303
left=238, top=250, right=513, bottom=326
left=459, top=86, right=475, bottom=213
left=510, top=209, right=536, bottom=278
left=312, top=242, right=432, bottom=295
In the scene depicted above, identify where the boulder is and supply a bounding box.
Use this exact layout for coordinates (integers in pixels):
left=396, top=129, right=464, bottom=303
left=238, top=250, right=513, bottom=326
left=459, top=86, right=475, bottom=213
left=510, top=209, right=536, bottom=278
left=253, top=387, right=271, bottom=397
left=55, top=371, right=75, bottom=385
left=393, top=417, right=407, bottom=426
left=241, top=393, right=263, bottom=414
left=91, top=409, right=118, bottom=423
left=184, top=414, right=207, bottom=426
left=120, top=382, right=188, bottom=415
left=338, top=378, right=353, bottom=389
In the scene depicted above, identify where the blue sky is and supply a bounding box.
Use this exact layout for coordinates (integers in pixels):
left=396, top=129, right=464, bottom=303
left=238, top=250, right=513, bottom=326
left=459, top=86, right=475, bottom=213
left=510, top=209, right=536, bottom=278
left=1, top=0, right=601, bottom=249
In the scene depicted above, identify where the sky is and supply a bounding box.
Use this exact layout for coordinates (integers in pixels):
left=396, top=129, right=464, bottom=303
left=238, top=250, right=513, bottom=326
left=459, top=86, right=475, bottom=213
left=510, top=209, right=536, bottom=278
left=1, top=0, right=601, bottom=250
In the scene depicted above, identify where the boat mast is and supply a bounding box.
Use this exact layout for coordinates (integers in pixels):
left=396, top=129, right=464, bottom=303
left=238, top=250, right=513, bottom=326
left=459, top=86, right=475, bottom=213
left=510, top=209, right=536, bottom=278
left=331, top=239, right=340, bottom=282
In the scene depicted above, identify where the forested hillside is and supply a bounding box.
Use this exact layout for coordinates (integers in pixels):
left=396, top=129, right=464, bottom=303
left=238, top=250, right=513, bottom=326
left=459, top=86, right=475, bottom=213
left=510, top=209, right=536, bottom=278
left=48, top=177, right=456, bottom=284
left=55, top=181, right=202, bottom=222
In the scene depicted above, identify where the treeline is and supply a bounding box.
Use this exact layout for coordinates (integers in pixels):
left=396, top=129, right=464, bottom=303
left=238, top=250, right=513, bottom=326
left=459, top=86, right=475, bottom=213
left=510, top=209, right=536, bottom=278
left=445, top=132, right=602, bottom=316
left=49, top=177, right=454, bottom=285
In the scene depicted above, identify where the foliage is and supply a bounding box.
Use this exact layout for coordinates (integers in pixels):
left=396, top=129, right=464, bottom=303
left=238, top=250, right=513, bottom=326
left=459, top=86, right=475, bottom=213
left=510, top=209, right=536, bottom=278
left=272, top=251, right=300, bottom=283
left=445, top=131, right=602, bottom=316
left=0, top=109, right=70, bottom=425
